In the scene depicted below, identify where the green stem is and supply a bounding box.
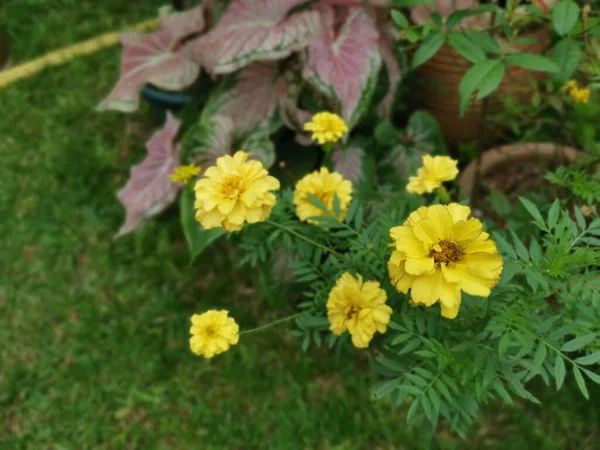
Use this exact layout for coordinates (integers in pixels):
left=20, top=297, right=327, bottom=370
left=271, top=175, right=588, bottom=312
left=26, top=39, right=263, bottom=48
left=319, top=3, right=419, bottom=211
left=266, top=220, right=345, bottom=258
left=239, top=312, right=305, bottom=336
left=436, top=185, right=452, bottom=204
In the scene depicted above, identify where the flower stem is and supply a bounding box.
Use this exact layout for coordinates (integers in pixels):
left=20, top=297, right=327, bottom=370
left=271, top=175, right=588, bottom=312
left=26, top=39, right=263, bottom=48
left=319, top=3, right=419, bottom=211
left=436, top=185, right=452, bottom=204
left=266, top=220, right=345, bottom=258
left=239, top=312, right=305, bottom=335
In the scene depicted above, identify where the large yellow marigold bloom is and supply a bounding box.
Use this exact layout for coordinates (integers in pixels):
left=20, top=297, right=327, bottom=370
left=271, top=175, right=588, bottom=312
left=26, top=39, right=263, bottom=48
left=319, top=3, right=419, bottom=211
left=406, top=155, right=459, bottom=194
left=327, top=273, right=392, bottom=348
left=303, top=111, right=348, bottom=145
left=293, top=168, right=352, bottom=223
left=189, top=310, right=239, bottom=358
left=388, top=204, right=503, bottom=319
left=194, top=151, right=280, bottom=232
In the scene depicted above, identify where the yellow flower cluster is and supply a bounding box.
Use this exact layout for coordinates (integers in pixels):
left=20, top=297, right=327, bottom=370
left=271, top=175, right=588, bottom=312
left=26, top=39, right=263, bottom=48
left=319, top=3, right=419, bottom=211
left=303, top=112, right=348, bottom=145
left=562, top=80, right=590, bottom=104
left=388, top=204, right=503, bottom=319
left=194, top=151, right=280, bottom=232
left=170, top=164, right=201, bottom=184
left=327, top=273, right=392, bottom=348
left=406, top=155, right=458, bottom=195
left=293, top=167, right=353, bottom=223
left=190, top=310, right=239, bottom=358
left=189, top=116, right=503, bottom=354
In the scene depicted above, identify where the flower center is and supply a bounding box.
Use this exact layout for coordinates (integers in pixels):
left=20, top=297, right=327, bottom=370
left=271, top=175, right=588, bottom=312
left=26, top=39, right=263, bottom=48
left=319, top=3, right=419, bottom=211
left=314, top=191, right=332, bottom=205
left=429, top=240, right=463, bottom=265
left=204, top=325, right=217, bottom=338
left=221, top=175, right=245, bottom=200
left=345, top=303, right=361, bottom=320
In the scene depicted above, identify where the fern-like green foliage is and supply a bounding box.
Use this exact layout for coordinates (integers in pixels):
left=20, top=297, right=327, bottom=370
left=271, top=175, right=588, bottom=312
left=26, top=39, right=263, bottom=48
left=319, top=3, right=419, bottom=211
left=237, top=184, right=600, bottom=436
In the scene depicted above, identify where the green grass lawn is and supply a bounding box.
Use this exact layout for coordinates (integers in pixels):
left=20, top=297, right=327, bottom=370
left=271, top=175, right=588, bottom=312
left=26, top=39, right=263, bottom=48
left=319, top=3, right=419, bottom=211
left=1, top=2, right=598, bottom=449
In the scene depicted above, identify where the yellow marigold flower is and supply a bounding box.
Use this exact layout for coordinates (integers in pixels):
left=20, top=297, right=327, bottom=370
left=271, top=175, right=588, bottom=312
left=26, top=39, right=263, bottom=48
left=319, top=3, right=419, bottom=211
left=561, top=80, right=578, bottom=93
left=189, top=310, right=239, bottom=358
left=406, top=155, right=459, bottom=194
left=388, top=203, right=503, bottom=319
left=303, top=112, right=348, bottom=145
left=571, top=87, right=590, bottom=103
left=562, top=80, right=591, bottom=104
left=327, top=272, right=392, bottom=348
left=170, top=164, right=202, bottom=184
left=293, top=167, right=352, bottom=223
left=194, top=151, right=280, bottom=232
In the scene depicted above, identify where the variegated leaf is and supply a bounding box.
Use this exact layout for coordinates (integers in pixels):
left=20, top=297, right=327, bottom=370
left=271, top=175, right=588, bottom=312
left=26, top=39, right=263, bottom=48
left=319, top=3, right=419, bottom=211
left=303, top=6, right=382, bottom=126
left=332, top=146, right=364, bottom=182
left=280, top=98, right=314, bottom=146
left=193, top=0, right=319, bottom=75
left=376, top=20, right=402, bottom=118
left=97, top=6, right=205, bottom=112
left=324, top=0, right=392, bottom=5
left=411, top=0, right=489, bottom=29
left=183, top=114, right=234, bottom=167
left=116, top=112, right=182, bottom=236
left=242, top=131, right=277, bottom=168
left=204, top=63, right=291, bottom=137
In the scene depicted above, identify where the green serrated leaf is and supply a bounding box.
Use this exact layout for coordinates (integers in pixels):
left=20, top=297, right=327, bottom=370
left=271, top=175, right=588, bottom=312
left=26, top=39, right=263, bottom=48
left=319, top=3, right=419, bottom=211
left=529, top=239, right=543, bottom=266
left=533, top=344, right=548, bottom=371
left=573, top=366, right=590, bottom=399
left=459, top=59, right=504, bottom=115
left=447, top=32, right=486, bottom=63
left=547, top=199, right=561, bottom=230
left=492, top=232, right=517, bottom=259
left=561, top=334, right=596, bottom=352
left=582, top=368, right=600, bottom=385
left=519, top=197, right=546, bottom=225
left=555, top=354, right=566, bottom=389
left=412, top=33, right=446, bottom=68
left=574, top=351, right=600, bottom=366
left=391, top=10, right=409, bottom=28
left=550, top=39, right=582, bottom=84
left=504, top=53, right=560, bottom=73
left=510, top=231, right=530, bottom=261
left=574, top=206, right=587, bottom=230
left=499, top=333, right=511, bottom=356
left=552, top=0, right=580, bottom=36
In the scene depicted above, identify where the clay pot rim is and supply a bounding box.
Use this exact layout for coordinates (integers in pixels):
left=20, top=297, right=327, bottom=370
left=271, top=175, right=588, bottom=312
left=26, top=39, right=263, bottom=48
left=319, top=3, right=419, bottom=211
left=457, top=142, right=583, bottom=196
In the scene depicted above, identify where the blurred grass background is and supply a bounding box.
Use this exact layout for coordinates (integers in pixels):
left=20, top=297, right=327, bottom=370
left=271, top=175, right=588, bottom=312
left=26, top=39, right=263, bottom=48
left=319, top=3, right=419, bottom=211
left=0, top=1, right=598, bottom=449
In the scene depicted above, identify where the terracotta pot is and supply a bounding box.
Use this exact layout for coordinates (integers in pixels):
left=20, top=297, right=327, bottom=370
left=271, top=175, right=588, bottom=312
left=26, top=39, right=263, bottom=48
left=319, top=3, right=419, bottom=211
left=416, top=27, right=551, bottom=144
left=458, top=142, right=582, bottom=197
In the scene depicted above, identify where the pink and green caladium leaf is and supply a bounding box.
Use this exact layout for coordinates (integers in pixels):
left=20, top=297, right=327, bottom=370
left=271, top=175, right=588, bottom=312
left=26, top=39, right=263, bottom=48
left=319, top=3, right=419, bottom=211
left=193, top=0, right=319, bottom=75
left=376, top=20, right=402, bottom=118
left=332, top=146, right=364, bottom=182
left=323, top=0, right=392, bottom=5
left=303, top=6, right=382, bottom=127
left=116, top=112, right=182, bottom=237
left=280, top=99, right=314, bottom=146
left=242, top=131, right=276, bottom=168
left=97, top=6, right=205, bottom=113
left=183, top=114, right=234, bottom=167
left=204, top=63, right=291, bottom=137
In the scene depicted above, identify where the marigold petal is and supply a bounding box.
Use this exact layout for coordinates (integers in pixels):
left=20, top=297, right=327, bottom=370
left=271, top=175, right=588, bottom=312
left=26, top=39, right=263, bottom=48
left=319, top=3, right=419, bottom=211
left=440, top=301, right=461, bottom=319
left=440, top=279, right=461, bottom=308
left=405, top=257, right=435, bottom=276
left=446, top=203, right=472, bottom=223
left=452, top=219, right=483, bottom=242
left=410, top=269, right=442, bottom=306
left=463, top=239, right=498, bottom=254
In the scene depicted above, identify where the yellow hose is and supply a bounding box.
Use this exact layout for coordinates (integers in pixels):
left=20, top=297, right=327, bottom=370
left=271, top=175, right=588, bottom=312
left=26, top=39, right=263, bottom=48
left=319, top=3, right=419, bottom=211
left=0, top=17, right=159, bottom=89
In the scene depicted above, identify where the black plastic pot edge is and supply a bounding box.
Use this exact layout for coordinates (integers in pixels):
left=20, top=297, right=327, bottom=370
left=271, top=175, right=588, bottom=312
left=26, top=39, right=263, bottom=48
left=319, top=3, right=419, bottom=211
left=141, top=84, right=194, bottom=124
